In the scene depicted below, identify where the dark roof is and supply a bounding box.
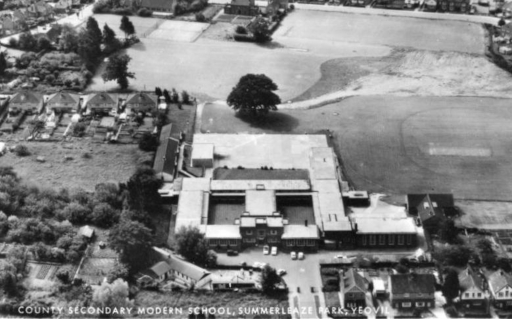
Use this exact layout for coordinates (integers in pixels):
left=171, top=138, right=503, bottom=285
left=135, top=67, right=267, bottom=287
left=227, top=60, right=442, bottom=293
left=149, top=261, right=172, bottom=277
left=47, top=92, right=79, bottom=109
left=140, top=0, right=174, bottom=9
left=213, top=168, right=310, bottom=181
left=10, top=91, right=42, bottom=107
left=459, top=267, right=487, bottom=292
left=230, top=0, right=254, bottom=6
left=390, top=273, right=436, bottom=295
left=343, top=268, right=367, bottom=294
left=407, top=193, right=454, bottom=222
left=87, top=93, right=117, bottom=108
left=153, top=137, right=179, bottom=179
left=126, top=93, right=158, bottom=108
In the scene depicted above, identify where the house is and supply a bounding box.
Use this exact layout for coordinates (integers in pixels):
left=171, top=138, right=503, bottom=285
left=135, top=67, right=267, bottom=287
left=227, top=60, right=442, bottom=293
left=150, top=247, right=211, bottom=289
left=265, top=0, right=288, bottom=16
left=8, top=91, right=43, bottom=115
left=459, top=267, right=490, bottom=315
left=488, top=270, right=512, bottom=309
left=389, top=273, right=436, bottom=310
left=139, top=0, right=175, bottom=13
left=342, top=269, right=367, bottom=308
left=153, top=123, right=180, bottom=182
left=224, top=0, right=259, bottom=16
left=211, top=269, right=260, bottom=290
left=85, top=93, right=117, bottom=115
left=136, top=261, right=173, bottom=287
left=78, top=225, right=95, bottom=241
left=53, top=0, right=72, bottom=13
left=46, top=92, right=79, bottom=113
left=125, top=92, right=158, bottom=113
left=406, top=194, right=457, bottom=234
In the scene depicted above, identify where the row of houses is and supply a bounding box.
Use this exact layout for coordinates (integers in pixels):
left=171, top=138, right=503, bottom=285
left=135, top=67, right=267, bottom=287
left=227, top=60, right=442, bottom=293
left=341, top=266, right=512, bottom=316
left=5, top=91, right=162, bottom=116
left=0, top=1, right=55, bottom=35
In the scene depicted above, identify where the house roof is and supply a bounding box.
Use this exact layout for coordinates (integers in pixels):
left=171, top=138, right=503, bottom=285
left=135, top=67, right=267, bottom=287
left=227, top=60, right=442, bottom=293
left=149, top=261, right=172, bottom=277
left=153, top=137, right=180, bottom=179
left=488, top=270, right=512, bottom=295
left=459, top=267, right=487, bottom=293
left=86, top=92, right=116, bottom=108
left=230, top=0, right=254, bottom=6
left=354, top=217, right=417, bottom=234
left=390, top=274, right=435, bottom=295
left=79, top=225, right=94, bottom=238
left=140, top=0, right=175, bottom=9
left=152, top=247, right=210, bottom=282
left=204, top=225, right=241, bottom=239
left=407, top=193, right=454, bottom=222
left=126, top=92, right=158, bottom=108
left=344, top=269, right=367, bottom=294
left=10, top=91, right=42, bottom=106
left=47, top=92, right=78, bottom=109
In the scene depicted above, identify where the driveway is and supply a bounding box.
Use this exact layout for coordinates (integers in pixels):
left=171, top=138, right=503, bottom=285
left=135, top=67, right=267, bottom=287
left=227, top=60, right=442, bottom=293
left=217, top=247, right=422, bottom=319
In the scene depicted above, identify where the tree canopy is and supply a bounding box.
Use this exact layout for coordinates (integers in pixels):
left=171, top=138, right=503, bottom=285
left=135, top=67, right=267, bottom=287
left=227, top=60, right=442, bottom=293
left=227, top=74, right=281, bottom=116
left=260, top=264, right=281, bottom=294
left=102, top=54, right=135, bottom=89
left=120, top=16, right=135, bottom=38
left=175, top=226, right=217, bottom=268
left=108, top=219, right=153, bottom=273
left=126, top=166, right=162, bottom=216
left=250, top=17, right=272, bottom=43
left=442, top=268, right=460, bottom=304
left=432, top=245, right=473, bottom=267
left=438, top=219, right=459, bottom=244
left=103, top=23, right=122, bottom=55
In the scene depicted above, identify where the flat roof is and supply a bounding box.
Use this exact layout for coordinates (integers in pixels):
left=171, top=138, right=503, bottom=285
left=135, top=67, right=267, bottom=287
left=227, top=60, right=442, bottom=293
left=309, top=147, right=338, bottom=180
left=205, top=225, right=241, bottom=239
left=318, top=192, right=345, bottom=218
left=245, top=190, right=276, bottom=216
left=210, top=179, right=310, bottom=191
left=176, top=191, right=205, bottom=229
left=192, top=143, right=214, bottom=160
left=213, top=168, right=309, bottom=181
left=311, top=179, right=341, bottom=194
left=282, top=225, right=319, bottom=239
left=322, top=214, right=352, bottom=232
left=354, top=217, right=417, bottom=234
left=193, top=134, right=328, bottom=170
left=181, top=178, right=211, bottom=191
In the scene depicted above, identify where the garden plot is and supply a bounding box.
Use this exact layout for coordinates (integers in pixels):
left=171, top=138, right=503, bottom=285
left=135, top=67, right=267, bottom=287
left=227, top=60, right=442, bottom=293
left=147, top=20, right=209, bottom=42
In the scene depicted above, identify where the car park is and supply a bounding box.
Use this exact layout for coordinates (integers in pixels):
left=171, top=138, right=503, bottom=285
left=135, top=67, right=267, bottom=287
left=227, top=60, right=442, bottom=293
left=271, top=246, right=278, bottom=255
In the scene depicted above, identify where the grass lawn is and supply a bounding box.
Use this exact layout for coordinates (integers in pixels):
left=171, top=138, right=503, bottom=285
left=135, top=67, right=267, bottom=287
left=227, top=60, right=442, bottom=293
left=135, top=290, right=290, bottom=318
left=324, top=292, right=342, bottom=309
left=200, top=96, right=512, bottom=201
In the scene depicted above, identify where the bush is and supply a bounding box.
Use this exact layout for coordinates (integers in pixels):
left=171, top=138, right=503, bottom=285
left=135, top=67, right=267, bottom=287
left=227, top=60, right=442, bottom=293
left=64, top=79, right=73, bottom=87
left=45, top=74, right=55, bottom=84
left=137, top=8, right=153, bottom=17
left=14, top=145, right=30, bottom=157
left=325, top=278, right=339, bottom=286
left=195, top=13, right=206, bottom=22
left=181, top=90, right=190, bottom=104
left=8, top=38, right=17, bottom=48
left=321, top=268, right=339, bottom=276
left=138, top=132, right=159, bottom=152
left=235, top=25, right=247, bottom=34
left=234, top=33, right=255, bottom=42
left=289, top=4, right=295, bottom=10
left=73, top=123, right=87, bottom=137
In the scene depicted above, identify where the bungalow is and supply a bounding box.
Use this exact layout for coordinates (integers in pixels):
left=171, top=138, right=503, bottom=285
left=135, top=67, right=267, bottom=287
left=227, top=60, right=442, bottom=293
left=46, top=92, right=79, bottom=113
left=139, top=0, right=175, bottom=13
left=125, top=92, right=158, bottom=113
left=153, top=123, right=180, bottom=182
left=8, top=91, right=44, bottom=115
left=488, top=270, right=512, bottom=309
left=389, top=273, right=436, bottom=310
left=406, top=193, right=457, bottom=234
left=224, top=0, right=259, bottom=16
left=342, top=268, right=367, bottom=308
left=85, top=92, right=117, bottom=115
left=458, top=267, right=490, bottom=315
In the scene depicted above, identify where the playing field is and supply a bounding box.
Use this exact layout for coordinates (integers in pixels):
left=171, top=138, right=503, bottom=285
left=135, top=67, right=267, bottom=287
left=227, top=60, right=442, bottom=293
left=275, top=10, right=485, bottom=54
left=200, top=96, right=512, bottom=201
left=92, top=14, right=163, bottom=37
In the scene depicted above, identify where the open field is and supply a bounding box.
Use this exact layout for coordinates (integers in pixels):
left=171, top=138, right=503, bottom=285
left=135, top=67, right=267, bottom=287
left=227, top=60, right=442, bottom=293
left=275, top=10, right=484, bottom=54
left=0, top=141, right=144, bottom=191
left=456, top=201, right=512, bottom=229
left=200, top=96, right=512, bottom=201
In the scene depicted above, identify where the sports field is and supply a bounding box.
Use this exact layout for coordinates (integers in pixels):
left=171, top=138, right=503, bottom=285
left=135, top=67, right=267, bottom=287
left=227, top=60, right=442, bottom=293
left=200, top=96, right=512, bottom=201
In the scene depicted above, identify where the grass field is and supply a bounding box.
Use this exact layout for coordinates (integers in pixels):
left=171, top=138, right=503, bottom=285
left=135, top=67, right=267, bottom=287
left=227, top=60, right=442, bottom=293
left=275, top=10, right=484, bottom=54
left=200, top=96, right=512, bottom=201
left=92, top=14, right=163, bottom=38
left=0, top=141, right=144, bottom=191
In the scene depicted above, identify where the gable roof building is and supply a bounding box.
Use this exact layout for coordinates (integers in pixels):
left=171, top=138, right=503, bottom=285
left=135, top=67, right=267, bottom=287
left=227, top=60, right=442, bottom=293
left=140, top=0, right=175, bottom=12
left=153, top=123, right=180, bottom=182
left=46, top=92, right=79, bottom=113
left=342, top=269, right=367, bottom=308
left=458, top=267, right=490, bottom=315
left=9, top=91, right=43, bottom=114
left=389, top=273, right=436, bottom=310
left=488, top=270, right=512, bottom=309
left=125, top=92, right=158, bottom=113
left=85, top=92, right=117, bottom=113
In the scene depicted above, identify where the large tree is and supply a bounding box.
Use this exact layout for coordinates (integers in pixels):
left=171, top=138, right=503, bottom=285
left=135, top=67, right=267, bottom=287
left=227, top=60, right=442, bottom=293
left=250, top=17, right=272, bottom=43
left=102, top=54, right=135, bottom=89
left=175, top=226, right=217, bottom=268
left=227, top=74, right=281, bottom=116
left=438, top=219, right=458, bottom=244
left=93, top=278, right=133, bottom=312
left=108, top=219, right=153, bottom=273
left=120, top=15, right=135, bottom=38
left=86, top=17, right=103, bottom=44
left=260, top=264, right=281, bottom=294
left=103, top=23, right=121, bottom=55
left=432, top=245, right=473, bottom=267
left=126, top=166, right=162, bottom=216
left=442, top=268, right=460, bottom=304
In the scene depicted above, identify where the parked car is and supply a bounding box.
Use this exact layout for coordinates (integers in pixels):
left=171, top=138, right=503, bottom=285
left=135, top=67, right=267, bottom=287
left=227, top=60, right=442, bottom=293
left=227, top=249, right=239, bottom=256
left=271, top=246, right=278, bottom=255
left=277, top=269, right=287, bottom=276
left=298, top=252, right=304, bottom=260
left=291, top=251, right=297, bottom=260
left=263, top=245, right=270, bottom=255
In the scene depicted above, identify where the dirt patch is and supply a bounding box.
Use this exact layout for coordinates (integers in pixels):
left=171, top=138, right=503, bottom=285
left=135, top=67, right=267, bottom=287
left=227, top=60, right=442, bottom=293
left=200, top=22, right=235, bottom=42
left=0, top=141, right=145, bottom=191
